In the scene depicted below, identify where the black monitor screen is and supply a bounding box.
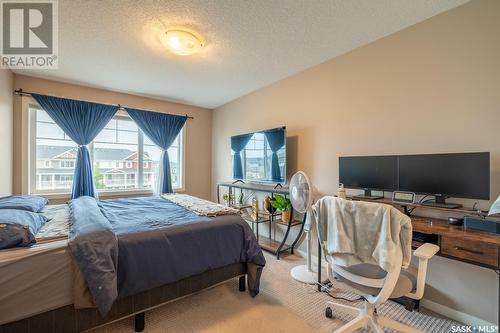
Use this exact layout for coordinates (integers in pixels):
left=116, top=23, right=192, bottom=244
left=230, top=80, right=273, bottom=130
left=339, top=156, right=398, bottom=191
left=398, top=152, right=490, bottom=200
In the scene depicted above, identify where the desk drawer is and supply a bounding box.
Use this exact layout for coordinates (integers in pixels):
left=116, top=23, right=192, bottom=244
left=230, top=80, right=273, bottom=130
left=441, top=237, right=498, bottom=267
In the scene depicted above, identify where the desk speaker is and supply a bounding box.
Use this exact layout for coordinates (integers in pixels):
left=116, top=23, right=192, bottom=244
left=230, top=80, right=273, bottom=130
left=464, top=216, right=500, bottom=234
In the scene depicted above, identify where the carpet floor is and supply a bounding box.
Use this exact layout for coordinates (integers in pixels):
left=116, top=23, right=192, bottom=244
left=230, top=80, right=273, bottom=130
left=91, top=252, right=460, bottom=332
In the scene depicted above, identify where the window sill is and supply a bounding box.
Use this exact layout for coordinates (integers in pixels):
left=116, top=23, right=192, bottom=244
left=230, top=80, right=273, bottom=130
left=99, top=189, right=154, bottom=197
left=33, top=188, right=184, bottom=202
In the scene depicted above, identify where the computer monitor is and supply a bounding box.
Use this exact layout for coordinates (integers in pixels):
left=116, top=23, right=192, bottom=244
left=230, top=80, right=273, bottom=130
left=339, top=155, right=398, bottom=199
left=398, top=152, right=490, bottom=208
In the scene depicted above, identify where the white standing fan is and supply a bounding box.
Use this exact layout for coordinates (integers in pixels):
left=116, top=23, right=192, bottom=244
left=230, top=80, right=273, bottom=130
left=289, top=171, right=317, bottom=284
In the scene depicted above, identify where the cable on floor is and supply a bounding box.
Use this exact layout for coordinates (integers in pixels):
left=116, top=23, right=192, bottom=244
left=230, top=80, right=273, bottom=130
left=315, top=281, right=364, bottom=303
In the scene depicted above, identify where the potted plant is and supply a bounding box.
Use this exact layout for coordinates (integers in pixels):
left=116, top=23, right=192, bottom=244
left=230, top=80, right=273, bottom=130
left=222, top=193, right=235, bottom=206
left=271, top=194, right=292, bottom=223
left=238, top=192, right=245, bottom=205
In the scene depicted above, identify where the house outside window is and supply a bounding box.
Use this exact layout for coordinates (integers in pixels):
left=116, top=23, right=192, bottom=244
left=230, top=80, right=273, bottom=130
left=29, top=104, right=184, bottom=194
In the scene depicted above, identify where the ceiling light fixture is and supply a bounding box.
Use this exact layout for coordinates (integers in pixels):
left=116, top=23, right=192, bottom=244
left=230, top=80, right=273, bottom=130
left=161, top=28, right=204, bottom=56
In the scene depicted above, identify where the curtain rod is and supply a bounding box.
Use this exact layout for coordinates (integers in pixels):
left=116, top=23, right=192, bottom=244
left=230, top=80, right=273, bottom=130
left=13, top=89, right=194, bottom=120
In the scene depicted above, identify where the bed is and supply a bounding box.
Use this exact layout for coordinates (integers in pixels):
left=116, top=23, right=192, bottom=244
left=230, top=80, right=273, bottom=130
left=0, top=195, right=265, bottom=333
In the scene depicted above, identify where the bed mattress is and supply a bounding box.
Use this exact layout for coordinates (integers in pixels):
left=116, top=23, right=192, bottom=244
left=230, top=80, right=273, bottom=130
left=0, top=204, right=73, bottom=324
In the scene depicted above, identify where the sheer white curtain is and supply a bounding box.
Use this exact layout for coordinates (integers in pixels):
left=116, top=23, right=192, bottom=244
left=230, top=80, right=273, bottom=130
left=153, top=150, right=167, bottom=195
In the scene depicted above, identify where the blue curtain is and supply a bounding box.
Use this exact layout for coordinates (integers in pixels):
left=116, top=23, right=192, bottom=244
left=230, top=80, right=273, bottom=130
left=264, top=128, right=285, bottom=182
left=231, top=134, right=253, bottom=180
left=31, top=94, right=118, bottom=199
left=126, top=108, right=187, bottom=193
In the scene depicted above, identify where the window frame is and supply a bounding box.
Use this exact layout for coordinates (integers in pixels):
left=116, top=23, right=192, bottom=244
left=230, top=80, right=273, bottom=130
left=26, top=100, right=185, bottom=197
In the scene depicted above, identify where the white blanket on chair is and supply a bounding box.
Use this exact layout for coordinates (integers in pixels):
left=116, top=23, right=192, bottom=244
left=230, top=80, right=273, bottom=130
left=313, top=197, right=412, bottom=272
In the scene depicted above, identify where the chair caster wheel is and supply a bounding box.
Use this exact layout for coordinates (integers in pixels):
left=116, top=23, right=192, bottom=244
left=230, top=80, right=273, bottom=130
left=325, top=307, right=333, bottom=319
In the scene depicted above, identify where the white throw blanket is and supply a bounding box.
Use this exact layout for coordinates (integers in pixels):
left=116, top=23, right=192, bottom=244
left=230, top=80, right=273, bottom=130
left=313, top=197, right=412, bottom=272
left=162, top=194, right=239, bottom=217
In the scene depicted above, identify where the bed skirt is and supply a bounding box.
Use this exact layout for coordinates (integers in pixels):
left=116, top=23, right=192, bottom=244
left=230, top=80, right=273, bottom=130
left=0, top=262, right=247, bottom=333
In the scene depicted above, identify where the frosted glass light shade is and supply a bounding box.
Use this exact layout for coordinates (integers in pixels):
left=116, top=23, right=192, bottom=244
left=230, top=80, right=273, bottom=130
left=161, top=28, right=204, bottom=56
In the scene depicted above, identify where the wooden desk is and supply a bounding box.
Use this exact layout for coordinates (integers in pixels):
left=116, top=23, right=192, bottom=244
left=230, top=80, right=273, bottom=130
left=316, top=198, right=500, bottom=324
left=412, top=217, right=500, bottom=244
left=412, top=216, right=500, bottom=268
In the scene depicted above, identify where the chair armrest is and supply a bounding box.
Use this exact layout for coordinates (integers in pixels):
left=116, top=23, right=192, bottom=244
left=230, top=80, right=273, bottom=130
left=406, top=243, right=440, bottom=300
left=413, top=243, right=439, bottom=260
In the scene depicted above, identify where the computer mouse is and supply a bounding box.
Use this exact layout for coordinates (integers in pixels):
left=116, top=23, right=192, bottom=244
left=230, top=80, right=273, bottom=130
left=448, top=217, right=464, bottom=226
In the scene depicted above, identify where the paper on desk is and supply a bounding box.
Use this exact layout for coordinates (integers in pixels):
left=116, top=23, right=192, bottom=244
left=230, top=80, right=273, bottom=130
left=488, top=196, right=500, bottom=216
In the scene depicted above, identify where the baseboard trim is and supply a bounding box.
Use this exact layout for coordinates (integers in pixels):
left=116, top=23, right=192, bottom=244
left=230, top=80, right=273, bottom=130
left=420, top=299, right=495, bottom=327
left=294, top=250, right=496, bottom=327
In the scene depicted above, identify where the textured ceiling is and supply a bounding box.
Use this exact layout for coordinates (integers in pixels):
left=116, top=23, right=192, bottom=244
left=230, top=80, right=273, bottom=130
left=15, top=0, right=468, bottom=108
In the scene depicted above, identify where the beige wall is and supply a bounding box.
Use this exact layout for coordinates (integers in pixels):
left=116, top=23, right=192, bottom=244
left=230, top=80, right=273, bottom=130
left=212, top=0, right=500, bottom=324
left=13, top=74, right=213, bottom=200
left=0, top=70, right=13, bottom=196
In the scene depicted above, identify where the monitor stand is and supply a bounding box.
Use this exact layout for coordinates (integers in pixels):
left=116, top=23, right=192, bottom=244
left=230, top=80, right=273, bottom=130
left=353, top=189, right=383, bottom=200
left=421, top=194, right=462, bottom=209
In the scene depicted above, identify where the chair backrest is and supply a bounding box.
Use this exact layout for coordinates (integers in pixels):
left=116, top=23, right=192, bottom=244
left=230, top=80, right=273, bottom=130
left=313, top=197, right=405, bottom=306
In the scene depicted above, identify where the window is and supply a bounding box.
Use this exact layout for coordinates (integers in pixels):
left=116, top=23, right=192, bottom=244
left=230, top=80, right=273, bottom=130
left=240, top=132, right=285, bottom=182
left=37, top=160, right=51, bottom=168
left=243, top=133, right=266, bottom=180
left=55, top=175, right=73, bottom=188
left=60, top=160, right=75, bottom=168
left=143, top=131, right=182, bottom=189
left=32, top=108, right=78, bottom=192
left=93, top=116, right=140, bottom=190
left=29, top=104, right=184, bottom=194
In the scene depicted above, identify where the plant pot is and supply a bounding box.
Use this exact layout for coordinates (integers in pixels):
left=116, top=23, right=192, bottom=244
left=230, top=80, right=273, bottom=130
left=281, top=210, right=291, bottom=223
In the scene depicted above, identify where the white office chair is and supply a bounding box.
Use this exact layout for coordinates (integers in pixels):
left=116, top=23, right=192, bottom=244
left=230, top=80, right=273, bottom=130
left=314, top=201, right=439, bottom=333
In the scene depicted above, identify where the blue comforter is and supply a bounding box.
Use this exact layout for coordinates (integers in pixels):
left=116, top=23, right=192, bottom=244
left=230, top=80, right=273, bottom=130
left=69, top=196, right=265, bottom=316
left=68, top=197, right=118, bottom=315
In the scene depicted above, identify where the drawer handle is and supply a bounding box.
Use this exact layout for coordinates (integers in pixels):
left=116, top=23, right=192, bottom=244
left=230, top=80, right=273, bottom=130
left=453, top=246, right=483, bottom=255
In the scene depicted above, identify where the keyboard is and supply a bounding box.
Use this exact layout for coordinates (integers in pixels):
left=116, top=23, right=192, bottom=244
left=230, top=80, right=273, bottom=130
left=421, top=202, right=462, bottom=209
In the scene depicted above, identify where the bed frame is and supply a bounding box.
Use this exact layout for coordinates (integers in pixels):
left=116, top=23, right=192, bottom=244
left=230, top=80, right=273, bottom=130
left=0, top=263, right=247, bottom=333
